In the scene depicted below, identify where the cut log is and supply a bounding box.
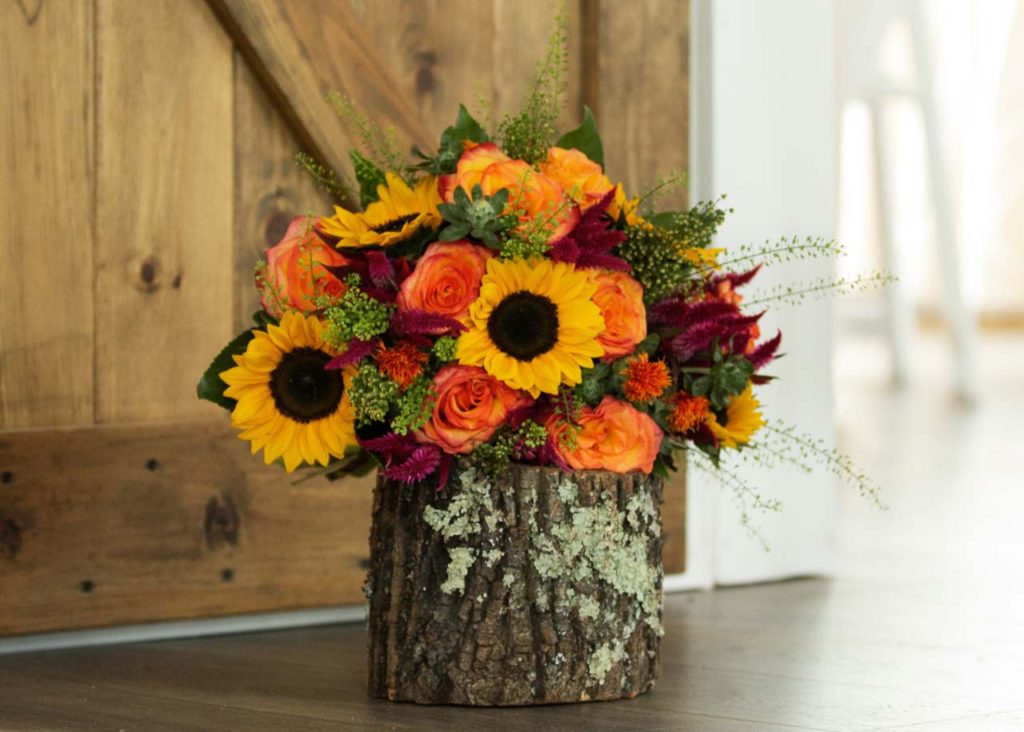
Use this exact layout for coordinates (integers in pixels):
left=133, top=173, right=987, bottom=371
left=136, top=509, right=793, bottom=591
left=366, top=464, right=664, bottom=706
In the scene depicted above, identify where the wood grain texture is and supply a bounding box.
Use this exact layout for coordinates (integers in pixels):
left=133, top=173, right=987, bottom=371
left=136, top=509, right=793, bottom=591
left=490, top=0, right=582, bottom=128
left=208, top=0, right=435, bottom=184
left=232, top=52, right=334, bottom=333
left=94, top=0, right=234, bottom=423
left=0, top=422, right=374, bottom=636
left=344, top=0, right=498, bottom=138
left=598, top=0, right=690, bottom=209
left=0, top=0, right=95, bottom=430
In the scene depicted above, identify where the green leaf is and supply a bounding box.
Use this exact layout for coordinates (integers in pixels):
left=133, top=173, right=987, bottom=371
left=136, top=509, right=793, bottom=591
left=577, top=362, right=611, bottom=406
left=489, top=187, right=509, bottom=212
left=555, top=106, right=604, bottom=168
left=350, top=149, right=387, bottom=208
left=690, top=375, right=713, bottom=398
left=431, top=105, right=490, bottom=175
left=197, top=328, right=257, bottom=410
left=452, top=104, right=488, bottom=145
left=252, top=310, right=278, bottom=328
left=633, top=333, right=661, bottom=357
left=439, top=224, right=469, bottom=241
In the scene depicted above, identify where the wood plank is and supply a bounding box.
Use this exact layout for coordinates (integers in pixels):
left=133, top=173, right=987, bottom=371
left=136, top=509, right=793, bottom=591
left=94, top=0, right=234, bottom=424
left=5, top=589, right=1020, bottom=731
left=208, top=0, right=435, bottom=185
left=232, top=51, right=334, bottom=333
left=491, top=0, right=582, bottom=129
left=0, top=601, right=821, bottom=732
left=344, top=0, right=497, bottom=138
left=0, top=422, right=374, bottom=636
left=598, top=0, right=690, bottom=209
left=0, top=0, right=95, bottom=430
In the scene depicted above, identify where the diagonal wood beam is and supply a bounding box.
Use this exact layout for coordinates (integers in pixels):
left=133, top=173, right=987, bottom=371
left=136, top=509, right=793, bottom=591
left=207, top=0, right=435, bottom=190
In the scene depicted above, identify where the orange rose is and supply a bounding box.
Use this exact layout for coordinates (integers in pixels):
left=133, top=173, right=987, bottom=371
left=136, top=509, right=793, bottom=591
left=538, top=146, right=615, bottom=212
left=397, top=241, right=492, bottom=323
left=439, top=143, right=579, bottom=243
left=262, top=215, right=347, bottom=316
left=546, top=396, right=663, bottom=474
left=588, top=270, right=647, bottom=360
left=417, top=365, right=532, bottom=454
left=437, top=142, right=510, bottom=201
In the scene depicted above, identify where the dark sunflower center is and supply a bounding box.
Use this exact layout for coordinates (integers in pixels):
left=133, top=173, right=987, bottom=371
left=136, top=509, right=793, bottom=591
left=269, top=348, right=344, bottom=423
left=370, top=213, right=418, bottom=234
left=487, top=291, right=560, bottom=361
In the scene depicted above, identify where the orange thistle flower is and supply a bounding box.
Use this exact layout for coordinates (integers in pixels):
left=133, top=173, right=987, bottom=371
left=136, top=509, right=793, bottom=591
left=375, top=342, right=428, bottom=388
left=668, top=392, right=711, bottom=434
left=622, top=353, right=672, bottom=403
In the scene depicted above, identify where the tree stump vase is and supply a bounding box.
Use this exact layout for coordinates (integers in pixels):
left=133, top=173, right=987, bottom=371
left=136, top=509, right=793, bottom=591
left=366, top=464, right=664, bottom=706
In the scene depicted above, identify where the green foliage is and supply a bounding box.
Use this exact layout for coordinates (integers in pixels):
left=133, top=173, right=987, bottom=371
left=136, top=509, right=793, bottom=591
left=757, top=422, right=887, bottom=509
left=634, top=171, right=689, bottom=214
left=497, top=6, right=569, bottom=162
left=251, top=310, right=279, bottom=329
left=499, top=226, right=549, bottom=260
left=555, top=105, right=604, bottom=167
left=617, top=223, right=697, bottom=303
left=327, top=92, right=407, bottom=175
left=350, top=149, right=387, bottom=207
left=575, top=362, right=612, bottom=407
left=468, top=420, right=550, bottom=474
left=437, top=184, right=515, bottom=248
left=295, top=152, right=351, bottom=201
left=743, top=272, right=896, bottom=307
left=416, top=104, right=490, bottom=175
left=322, top=277, right=394, bottom=345
left=710, top=235, right=845, bottom=273
left=498, top=187, right=576, bottom=260
left=348, top=364, right=399, bottom=426
left=432, top=336, right=459, bottom=363
left=685, top=346, right=754, bottom=410
left=391, top=378, right=435, bottom=436
left=196, top=328, right=255, bottom=410
left=632, top=333, right=661, bottom=357
left=647, top=196, right=730, bottom=251
left=688, top=449, right=782, bottom=549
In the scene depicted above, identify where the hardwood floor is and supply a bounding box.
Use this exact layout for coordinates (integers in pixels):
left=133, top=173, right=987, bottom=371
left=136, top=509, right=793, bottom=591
left=1, top=331, right=1022, bottom=731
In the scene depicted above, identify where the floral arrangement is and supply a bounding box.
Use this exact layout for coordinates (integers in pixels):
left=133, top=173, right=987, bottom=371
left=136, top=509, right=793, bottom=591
left=197, top=27, right=884, bottom=529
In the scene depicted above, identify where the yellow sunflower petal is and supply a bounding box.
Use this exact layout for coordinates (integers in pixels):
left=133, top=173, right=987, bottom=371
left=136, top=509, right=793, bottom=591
left=223, top=312, right=356, bottom=472
left=456, top=257, right=604, bottom=395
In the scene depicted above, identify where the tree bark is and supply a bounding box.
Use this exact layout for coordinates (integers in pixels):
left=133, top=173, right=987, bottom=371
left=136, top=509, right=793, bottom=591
left=366, top=463, right=664, bottom=706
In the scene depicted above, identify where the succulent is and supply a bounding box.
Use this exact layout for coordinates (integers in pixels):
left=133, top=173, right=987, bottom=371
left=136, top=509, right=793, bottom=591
left=437, top=184, right=515, bottom=249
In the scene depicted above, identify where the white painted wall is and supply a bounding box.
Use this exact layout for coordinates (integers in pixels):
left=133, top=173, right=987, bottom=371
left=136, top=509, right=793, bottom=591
left=673, top=0, right=839, bottom=588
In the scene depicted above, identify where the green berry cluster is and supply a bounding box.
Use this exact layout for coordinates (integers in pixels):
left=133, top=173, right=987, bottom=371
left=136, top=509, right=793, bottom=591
left=617, top=223, right=697, bottom=304
left=323, top=276, right=394, bottom=345
left=391, top=378, right=435, bottom=436
left=348, top=364, right=398, bottom=426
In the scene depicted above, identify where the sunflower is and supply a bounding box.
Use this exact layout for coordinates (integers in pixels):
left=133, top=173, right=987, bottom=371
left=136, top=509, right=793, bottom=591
left=318, top=173, right=441, bottom=248
left=220, top=312, right=357, bottom=472
left=456, top=258, right=604, bottom=397
left=706, top=385, right=764, bottom=448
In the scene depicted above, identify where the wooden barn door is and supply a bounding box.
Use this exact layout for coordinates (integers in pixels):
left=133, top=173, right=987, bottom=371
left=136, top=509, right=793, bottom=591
left=0, top=0, right=689, bottom=637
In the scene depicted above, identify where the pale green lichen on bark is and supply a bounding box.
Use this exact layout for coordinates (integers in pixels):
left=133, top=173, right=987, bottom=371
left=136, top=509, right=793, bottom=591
left=440, top=547, right=477, bottom=594
left=530, top=474, right=662, bottom=634
left=525, top=473, right=664, bottom=683
left=423, top=467, right=501, bottom=595
left=588, top=640, right=626, bottom=684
